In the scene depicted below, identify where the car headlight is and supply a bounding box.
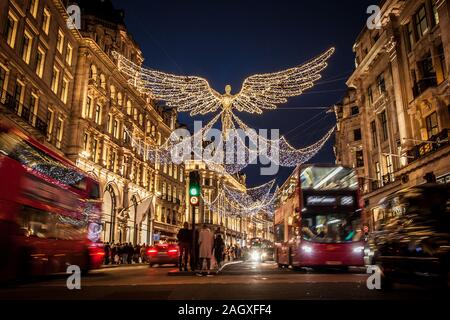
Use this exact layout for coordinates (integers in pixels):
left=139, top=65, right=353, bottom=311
left=302, top=245, right=313, bottom=253
left=353, top=246, right=364, bottom=253
left=251, top=251, right=260, bottom=261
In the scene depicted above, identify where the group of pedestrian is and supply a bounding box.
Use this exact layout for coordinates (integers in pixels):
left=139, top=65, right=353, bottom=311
left=176, top=223, right=243, bottom=276
left=103, top=242, right=149, bottom=265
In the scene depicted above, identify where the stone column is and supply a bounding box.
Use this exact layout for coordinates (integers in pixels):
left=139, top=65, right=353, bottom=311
left=385, top=16, right=411, bottom=166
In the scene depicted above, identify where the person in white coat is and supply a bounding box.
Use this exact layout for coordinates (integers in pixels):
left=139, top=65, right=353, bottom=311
left=198, top=224, right=214, bottom=274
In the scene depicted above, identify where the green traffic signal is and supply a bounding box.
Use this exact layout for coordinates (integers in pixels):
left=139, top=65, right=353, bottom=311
left=189, top=186, right=199, bottom=197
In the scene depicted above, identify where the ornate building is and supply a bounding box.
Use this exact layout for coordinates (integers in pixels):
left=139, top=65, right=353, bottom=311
left=0, top=0, right=186, bottom=245
left=64, top=0, right=186, bottom=244
left=0, top=0, right=78, bottom=155
left=335, top=0, right=450, bottom=230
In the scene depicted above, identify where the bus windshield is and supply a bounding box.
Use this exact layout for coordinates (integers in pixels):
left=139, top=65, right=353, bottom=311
left=300, top=166, right=358, bottom=190
left=301, top=212, right=363, bottom=243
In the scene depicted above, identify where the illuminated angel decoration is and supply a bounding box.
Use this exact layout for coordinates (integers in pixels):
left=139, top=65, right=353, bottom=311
left=112, top=48, right=335, bottom=118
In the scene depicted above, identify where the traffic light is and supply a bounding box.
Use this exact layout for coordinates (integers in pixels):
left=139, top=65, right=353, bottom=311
left=189, top=171, right=201, bottom=206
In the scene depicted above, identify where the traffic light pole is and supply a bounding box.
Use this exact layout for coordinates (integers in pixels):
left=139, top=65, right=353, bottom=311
left=191, top=204, right=196, bottom=271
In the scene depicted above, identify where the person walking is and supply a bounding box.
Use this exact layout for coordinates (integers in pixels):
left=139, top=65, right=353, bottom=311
left=177, top=222, right=192, bottom=272
left=198, top=224, right=214, bottom=275
left=140, top=244, right=147, bottom=263
left=214, top=234, right=225, bottom=269
left=127, top=243, right=133, bottom=264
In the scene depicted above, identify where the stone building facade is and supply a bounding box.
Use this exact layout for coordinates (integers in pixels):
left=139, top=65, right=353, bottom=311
left=0, top=0, right=186, bottom=245
left=335, top=0, right=450, bottom=230
left=0, top=0, right=79, bottom=155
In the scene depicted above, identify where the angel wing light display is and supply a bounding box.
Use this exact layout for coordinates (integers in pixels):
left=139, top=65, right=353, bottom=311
left=113, top=48, right=336, bottom=179
left=112, top=48, right=335, bottom=117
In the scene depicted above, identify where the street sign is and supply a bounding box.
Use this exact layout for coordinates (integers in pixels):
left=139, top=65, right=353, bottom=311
left=189, top=195, right=199, bottom=206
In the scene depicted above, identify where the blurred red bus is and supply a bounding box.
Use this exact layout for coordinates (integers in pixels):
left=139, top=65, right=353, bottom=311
left=275, top=165, right=366, bottom=270
left=0, top=124, right=104, bottom=283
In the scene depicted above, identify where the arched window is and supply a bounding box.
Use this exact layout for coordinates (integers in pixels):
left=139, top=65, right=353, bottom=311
left=103, top=185, right=117, bottom=243
left=126, top=101, right=132, bottom=115
left=100, top=74, right=106, bottom=89
left=110, top=85, right=116, bottom=100
left=89, top=64, right=97, bottom=80
left=117, top=92, right=123, bottom=106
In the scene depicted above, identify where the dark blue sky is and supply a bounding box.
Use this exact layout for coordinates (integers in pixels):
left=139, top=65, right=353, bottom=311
left=112, top=0, right=375, bottom=187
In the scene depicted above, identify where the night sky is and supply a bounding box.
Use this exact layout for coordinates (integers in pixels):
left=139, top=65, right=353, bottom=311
left=111, top=0, right=375, bottom=187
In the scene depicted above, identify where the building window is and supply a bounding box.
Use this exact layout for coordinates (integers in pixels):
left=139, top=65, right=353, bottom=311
left=117, top=92, right=123, bottom=106
left=355, top=150, right=364, bottom=168
left=92, top=139, right=99, bottom=163
left=61, top=78, right=69, bottom=103
left=367, top=86, right=373, bottom=105
left=89, top=65, right=97, bottom=80
left=94, top=104, right=102, bottom=124
left=13, top=81, right=24, bottom=115
left=353, top=128, right=362, bottom=141
left=46, top=109, right=54, bottom=141
left=113, top=120, right=119, bottom=139
left=66, top=43, right=73, bottom=66
left=56, top=117, right=64, bottom=149
left=380, top=111, right=388, bottom=141
left=414, top=5, right=428, bottom=39
left=21, top=31, right=33, bottom=64
left=107, top=114, right=112, bottom=133
left=385, top=155, right=394, bottom=176
left=371, top=120, right=378, bottom=148
left=351, top=106, right=359, bottom=115
left=126, top=101, right=132, bottom=115
left=375, top=162, right=382, bottom=186
left=29, top=0, right=39, bottom=18
left=30, top=93, right=39, bottom=126
left=35, top=47, right=46, bottom=78
left=6, top=11, right=19, bottom=48
left=432, top=0, right=439, bottom=26
left=51, top=67, right=60, bottom=94
left=42, top=7, right=51, bottom=35
left=437, top=44, right=447, bottom=80
left=406, top=21, right=415, bottom=52
left=100, top=74, right=106, bottom=89
left=56, top=29, right=64, bottom=54
left=0, top=66, right=7, bottom=94
left=376, top=73, right=386, bottom=94
left=83, top=132, right=89, bottom=151
left=425, top=112, right=439, bottom=139
left=84, top=96, right=92, bottom=119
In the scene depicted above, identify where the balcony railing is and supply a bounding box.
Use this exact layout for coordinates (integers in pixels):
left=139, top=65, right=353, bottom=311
left=1, top=91, right=48, bottom=136
left=412, top=77, right=437, bottom=98
left=407, top=129, right=449, bottom=164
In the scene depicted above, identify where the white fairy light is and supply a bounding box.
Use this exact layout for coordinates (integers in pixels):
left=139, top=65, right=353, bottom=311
left=112, top=48, right=335, bottom=117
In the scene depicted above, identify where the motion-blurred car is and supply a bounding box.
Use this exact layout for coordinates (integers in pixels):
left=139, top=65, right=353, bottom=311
left=370, top=184, right=450, bottom=289
left=146, top=244, right=179, bottom=267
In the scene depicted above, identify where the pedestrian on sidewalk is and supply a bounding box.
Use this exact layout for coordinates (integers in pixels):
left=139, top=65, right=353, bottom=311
left=127, top=243, right=133, bottom=264
left=214, top=234, right=225, bottom=269
left=177, top=222, right=192, bottom=272
left=198, top=224, right=214, bottom=275
left=104, top=242, right=110, bottom=265
left=140, top=244, right=147, bottom=263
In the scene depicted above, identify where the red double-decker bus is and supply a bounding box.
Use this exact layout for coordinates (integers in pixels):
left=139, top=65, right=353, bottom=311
left=275, top=165, right=366, bottom=270
left=0, top=124, right=104, bottom=283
